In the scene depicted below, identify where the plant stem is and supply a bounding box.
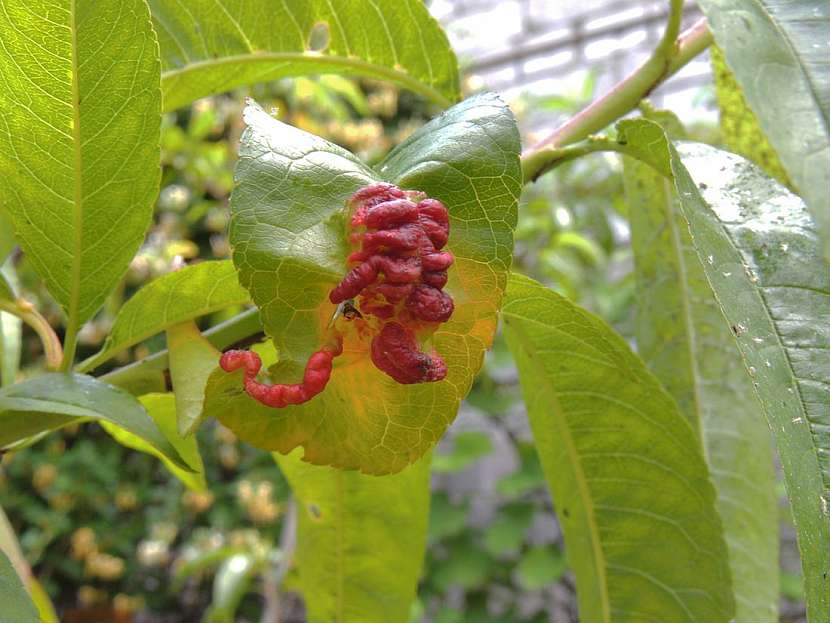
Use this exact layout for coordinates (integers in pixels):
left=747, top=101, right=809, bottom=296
left=521, top=13, right=712, bottom=183
left=100, top=308, right=263, bottom=393
left=60, top=327, right=77, bottom=372
left=0, top=299, right=63, bottom=371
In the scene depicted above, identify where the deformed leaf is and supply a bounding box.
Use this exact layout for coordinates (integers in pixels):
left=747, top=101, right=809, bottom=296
left=206, top=94, right=520, bottom=474
left=0, top=373, right=189, bottom=470
left=622, top=128, right=778, bottom=623
left=503, top=273, right=734, bottom=623
left=697, top=0, right=830, bottom=258
left=0, top=0, right=162, bottom=333
left=80, top=261, right=249, bottom=372
left=276, top=449, right=431, bottom=623
left=102, top=393, right=206, bottom=491
left=151, top=0, right=459, bottom=112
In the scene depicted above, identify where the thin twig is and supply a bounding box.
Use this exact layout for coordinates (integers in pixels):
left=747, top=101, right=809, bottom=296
left=521, top=14, right=712, bottom=183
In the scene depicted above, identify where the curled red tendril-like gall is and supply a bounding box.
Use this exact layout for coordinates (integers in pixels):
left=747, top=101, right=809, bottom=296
left=220, top=182, right=455, bottom=406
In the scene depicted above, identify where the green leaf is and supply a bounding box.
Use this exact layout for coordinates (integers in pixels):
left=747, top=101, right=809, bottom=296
left=0, top=550, right=38, bottom=623
left=431, top=431, right=493, bottom=473
left=668, top=140, right=829, bottom=621
left=206, top=553, right=262, bottom=623
left=710, top=45, right=790, bottom=187
left=483, top=503, right=534, bottom=556
left=151, top=0, right=459, bottom=112
left=697, top=0, right=830, bottom=259
left=0, top=210, right=15, bottom=263
left=0, top=373, right=190, bottom=470
left=102, top=393, right=206, bottom=491
left=207, top=94, right=520, bottom=474
left=622, top=124, right=778, bottom=623
left=503, top=273, right=735, bottom=623
left=516, top=546, right=567, bottom=590
left=0, top=0, right=162, bottom=339
left=167, top=321, right=221, bottom=436
left=80, top=261, right=249, bottom=373
left=275, top=449, right=431, bottom=623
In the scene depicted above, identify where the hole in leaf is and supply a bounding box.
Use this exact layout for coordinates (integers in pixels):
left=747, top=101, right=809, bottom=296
left=307, top=503, right=322, bottom=519
left=308, top=22, right=330, bottom=52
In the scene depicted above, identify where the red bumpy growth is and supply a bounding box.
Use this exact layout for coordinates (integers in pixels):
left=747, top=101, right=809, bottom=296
left=329, top=182, right=454, bottom=384
left=220, top=182, right=454, bottom=407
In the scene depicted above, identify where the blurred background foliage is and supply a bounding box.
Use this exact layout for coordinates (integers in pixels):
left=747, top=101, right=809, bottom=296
left=0, top=72, right=805, bottom=622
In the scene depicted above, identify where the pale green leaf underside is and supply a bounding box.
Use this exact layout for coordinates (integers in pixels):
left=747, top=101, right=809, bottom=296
left=102, top=393, right=206, bottom=491
left=80, top=260, right=249, bottom=372
left=668, top=140, right=830, bottom=619
left=151, top=0, right=459, bottom=112
left=503, top=273, right=734, bottom=623
left=167, top=321, right=221, bottom=436
left=697, top=0, right=830, bottom=258
left=206, top=94, right=520, bottom=475
left=0, top=550, right=38, bottom=623
left=276, top=450, right=431, bottom=623
left=623, top=142, right=778, bottom=623
left=0, top=373, right=189, bottom=470
left=0, top=0, right=161, bottom=327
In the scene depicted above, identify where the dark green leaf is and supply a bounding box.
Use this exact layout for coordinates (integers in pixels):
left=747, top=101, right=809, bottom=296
left=0, top=550, right=38, bottom=623
left=80, top=261, right=249, bottom=373
left=697, top=0, right=830, bottom=259
left=503, top=273, right=734, bottom=623
left=0, top=0, right=162, bottom=333
left=207, top=94, right=520, bottom=474
left=622, top=122, right=778, bottom=623
left=151, top=0, right=459, bottom=111
left=0, top=373, right=189, bottom=470
left=276, top=450, right=430, bottom=623
left=620, top=118, right=830, bottom=619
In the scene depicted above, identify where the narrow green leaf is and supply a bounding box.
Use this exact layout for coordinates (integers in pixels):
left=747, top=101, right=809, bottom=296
left=620, top=118, right=830, bottom=619
left=207, top=94, right=520, bottom=474
left=0, top=0, right=163, bottom=335
left=0, top=263, right=21, bottom=387
left=697, top=0, right=830, bottom=258
left=275, top=450, right=431, bottom=623
left=623, top=140, right=778, bottom=623
left=102, top=393, right=206, bottom=491
left=167, top=321, right=221, bottom=435
left=151, top=0, right=459, bottom=112
left=207, top=553, right=262, bottom=623
left=0, top=550, right=38, bottom=623
left=80, top=261, right=249, bottom=372
left=710, top=45, right=790, bottom=187
left=0, top=373, right=190, bottom=470
left=503, top=273, right=734, bottom=623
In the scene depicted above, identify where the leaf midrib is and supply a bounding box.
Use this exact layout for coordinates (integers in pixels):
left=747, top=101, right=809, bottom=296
left=68, top=0, right=83, bottom=339
left=502, top=310, right=612, bottom=623
left=160, top=52, right=452, bottom=111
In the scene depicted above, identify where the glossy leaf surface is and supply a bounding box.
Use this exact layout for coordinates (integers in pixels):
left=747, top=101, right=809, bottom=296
left=276, top=450, right=431, bottom=623
left=503, top=273, right=734, bottom=623
left=623, top=136, right=778, bottom=623
left=0, top=0, right=162, bottom=331
left=151, top=0, right=459, bottom=111
left=697, top=0, right=830, bottom=258
left=0, top=373, right=189, bottom=470
left=206, top=94, right=520, bottom=474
